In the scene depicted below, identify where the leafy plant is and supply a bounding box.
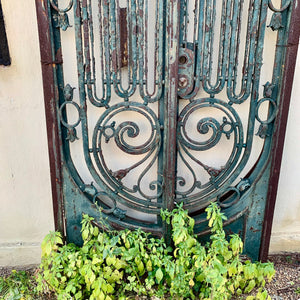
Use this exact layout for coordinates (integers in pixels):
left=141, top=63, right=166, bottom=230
left=36, top=202, right=276, bottom=299
left=0, top=269, right=40, bottom=300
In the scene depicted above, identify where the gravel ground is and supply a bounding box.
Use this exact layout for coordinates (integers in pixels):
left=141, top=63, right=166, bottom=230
left=0, top=253, right=299, bottom=299
left=265, top=253, right=300, bottom=300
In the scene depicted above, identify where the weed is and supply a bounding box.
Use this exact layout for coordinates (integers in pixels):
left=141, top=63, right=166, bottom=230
left=0, top=269, right=40, bottom=300
left=36, top=202, right=275, bottom=299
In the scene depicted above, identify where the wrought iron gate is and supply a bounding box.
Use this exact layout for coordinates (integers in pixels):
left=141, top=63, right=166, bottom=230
left=36, top=0, right=300, bottom=260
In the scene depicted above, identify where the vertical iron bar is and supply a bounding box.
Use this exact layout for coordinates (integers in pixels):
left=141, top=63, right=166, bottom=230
left=162, top=0, right=181, bottom=239
left=35, top=0, right=65, bottom=235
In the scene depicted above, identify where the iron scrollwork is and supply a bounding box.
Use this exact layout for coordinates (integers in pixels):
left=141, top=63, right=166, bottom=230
left=176, top=98, right=244, bottom=203
left=92, top=103, right=162, bottom=203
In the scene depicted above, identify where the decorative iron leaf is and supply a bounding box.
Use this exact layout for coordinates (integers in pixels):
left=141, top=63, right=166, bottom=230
left=263, top=82, right=276, bottom=98
left=66, top=128, right=79, bottom=142
left=256, top=124, right=270, bottom=139
left=54, top=13, right=71, bottom=31
left=64, top=84, right=75, bottom=101
left=268, top=12, right=284, bottom=31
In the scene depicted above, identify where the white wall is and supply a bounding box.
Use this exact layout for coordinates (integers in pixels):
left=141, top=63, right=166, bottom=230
left=0, top=0, right=54, bottom=266
left=269, top=53, right=300, bottom=253
left=0, top=0, right=298, bottom=266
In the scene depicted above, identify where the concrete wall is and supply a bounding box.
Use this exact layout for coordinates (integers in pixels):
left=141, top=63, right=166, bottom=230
left=0, top=0, right=299, bottom=266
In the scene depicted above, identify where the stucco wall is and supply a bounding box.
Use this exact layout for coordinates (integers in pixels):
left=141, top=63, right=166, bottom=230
left=269, top=52, right=300, bottom=253
left=0, top=1, right=54, bottom=266
left=0, top=1, right=299, bottom=266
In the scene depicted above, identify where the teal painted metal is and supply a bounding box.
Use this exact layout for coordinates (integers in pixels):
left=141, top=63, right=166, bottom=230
left=43, top=0, right=297, bottom=260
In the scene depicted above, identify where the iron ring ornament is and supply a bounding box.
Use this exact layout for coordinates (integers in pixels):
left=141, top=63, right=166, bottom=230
left=255, top=98, right=278, bottom=125
left=217, top=187, right=241, bottom=209
left=59, top=85, right=81, bottom=142
left=50, top=0, right=73, bottom=31
left=49, top=0, right=73, bottom=13
left=59, top=101, right=81, bottom=128
left=268, top=0, right=291, bottom=12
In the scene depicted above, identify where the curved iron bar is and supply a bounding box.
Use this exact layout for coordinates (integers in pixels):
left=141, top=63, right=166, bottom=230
left=255, top=98, right=278, bottom=124
left=82, top=0, right=111, bottom=107
left=217, top=187, right=241, bottom=209
left=175, top=147, right=202, bottom=196
left=202, top=0, right=228, bottom=95
left=137, top=0, right=164, bottom=103
left=59, top=101, right=81, bottom=129
left=109, top=0, right=138, bottom=98
left=226, top=0, right=259, bottom=104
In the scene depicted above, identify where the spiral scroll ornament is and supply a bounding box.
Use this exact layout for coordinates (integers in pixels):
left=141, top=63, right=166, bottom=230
left=176, top=98, right=244, bottom=203
left=92, top=103, right=162, bottom=204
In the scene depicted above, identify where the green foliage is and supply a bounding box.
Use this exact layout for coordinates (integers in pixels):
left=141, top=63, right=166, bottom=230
left=36, top=202, right=275, bottom=299
left=0, top=269, right=40, bottom=300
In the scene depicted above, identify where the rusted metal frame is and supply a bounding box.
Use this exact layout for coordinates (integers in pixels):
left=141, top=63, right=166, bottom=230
left=35, top=0, right=65, bottom=234
left=260, top=0, right=300, bottom=261
left=162, top=0, right=181, bottom=240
